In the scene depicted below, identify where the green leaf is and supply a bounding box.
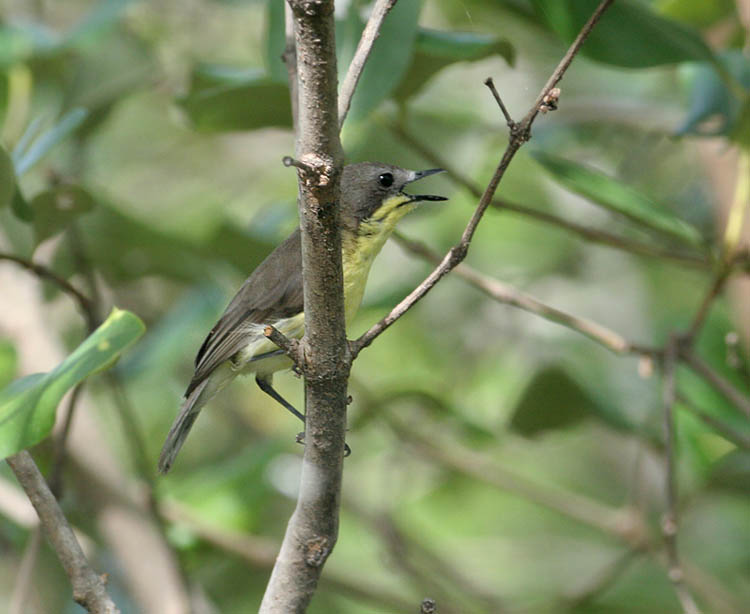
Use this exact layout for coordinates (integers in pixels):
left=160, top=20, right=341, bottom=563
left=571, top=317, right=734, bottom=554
left=531, top=0, right=716, bottom=67
left=264, top=0, right=287, bottom=83
left=177, top=65, right=292, bottom=132
left=532, top=151, right=705, bottom=248
left=657, top=0, right=736, bottom=27
left=678, top=52, right=750, bottom=138
left=10, top=189, right=33, bottom=222
left=708, top=450, right=750, bottom=494
left=394, top=29, right=515, bottom=102
left=64, top=0, right=135, bottom=45
left=13, top=108, right=89, bottom=177
left=344, top=1, right=422, bottom=122
left=509, top=367, right=594, bottom=436
left=0, top=339, right=18, bottom=390
left=31, top=185, right=96, bottom=244
left=509, top=364, right=647, bottom=438
left=0, top=308, right=145, bottom=458
left=0, top=146, right=16, bottom=209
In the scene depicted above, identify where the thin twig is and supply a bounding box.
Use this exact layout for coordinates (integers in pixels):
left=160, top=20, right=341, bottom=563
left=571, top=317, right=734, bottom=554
left=48, top=384, right=85, bottom=497
left=6, top=451, right=120, bottom=614
left=661, top=338, right=703, bottom=614
left=681, top=350, right=750, bottom=418
left=338, top=0, right=398, bottom=129
left=382, top=410, right=645, bottom=545
left=388, top=122, right=708, bottom=268
left=684, top=264, right=733, bottom=342
left=350, top=0, right=620, bottom=359
left=393, top=232, right=658, bottom=356
left=484, top=77, right=514, bottom=128
left=676, top=393, right=750, bottom=450
left=0, top=251, right=96, bottom=329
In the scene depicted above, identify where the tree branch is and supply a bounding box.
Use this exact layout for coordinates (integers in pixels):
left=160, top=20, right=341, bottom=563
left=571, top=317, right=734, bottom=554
left=0, top=251, right=96, bottom=329
left=393, top=232, right=658, bottom=356
left=661, top=339, right=703, bottom=614
left=6, top=451, right=120, bottom=614
left=260, top=0, right=348, bottom=611
left=681, top=350, right=750, bottom=418
left=349, top=0, right=617, bottom=359
left=338, top=0, right=398, bottom=129
left=389, top=122, right=710, bottom=268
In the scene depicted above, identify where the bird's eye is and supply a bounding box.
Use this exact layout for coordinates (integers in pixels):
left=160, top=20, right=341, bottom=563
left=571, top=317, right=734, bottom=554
left=378, top=172, right=394, bottom=188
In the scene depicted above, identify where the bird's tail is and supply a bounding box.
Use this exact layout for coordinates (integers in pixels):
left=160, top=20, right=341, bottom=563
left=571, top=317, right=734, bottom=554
left=158, top=379, right=210, bottom=474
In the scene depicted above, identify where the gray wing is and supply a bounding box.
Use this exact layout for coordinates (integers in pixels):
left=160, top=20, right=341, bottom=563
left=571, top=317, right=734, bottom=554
left=186, top=229, right=303, bottom=395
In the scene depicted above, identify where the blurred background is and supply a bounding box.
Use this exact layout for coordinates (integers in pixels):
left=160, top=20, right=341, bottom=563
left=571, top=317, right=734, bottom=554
left=1, top=0, right=749, bottom=612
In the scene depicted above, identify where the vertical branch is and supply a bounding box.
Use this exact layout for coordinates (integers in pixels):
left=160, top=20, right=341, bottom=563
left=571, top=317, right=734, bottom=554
left=260, top=0, right=347, bottom=612
left=7, top=451, right=120, bottom=614
left=662, top=339, right=702, bottom=614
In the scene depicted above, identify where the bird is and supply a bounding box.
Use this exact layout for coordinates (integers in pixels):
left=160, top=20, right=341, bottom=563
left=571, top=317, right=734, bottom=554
left=158, top=162, right=446, bottom=473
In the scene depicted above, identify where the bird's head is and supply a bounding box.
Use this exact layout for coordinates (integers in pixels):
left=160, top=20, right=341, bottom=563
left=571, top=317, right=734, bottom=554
left=340, top=162, right=446, bottom=236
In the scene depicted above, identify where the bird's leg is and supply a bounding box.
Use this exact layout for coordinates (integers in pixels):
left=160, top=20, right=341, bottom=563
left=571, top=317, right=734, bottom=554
left=255, top=376, right=351, bottom=457
left=255, top=376, right=305, bottom=423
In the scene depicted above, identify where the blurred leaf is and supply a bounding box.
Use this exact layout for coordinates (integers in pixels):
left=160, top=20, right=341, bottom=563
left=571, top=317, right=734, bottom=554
left=0, top=146, right=16, bottom=209
left=0, top=308, right=144, bottom=458
left=65, top=0, right=135, bottom=45
left=677, top=311, right=750, bottom=447
left=264, top=0, right=287, bottom=83
left=394, top=28, right=515, bottom=102
left=678, top=52, right=750, bottom=138
left=177, top=65, right=292, bottom=132
left=531, top=0, right=715, bottom=67
left=0, top=22, right=60, bottom=68
left=0, top=339, right=18, bottom=390
left=532, top=151, right=705, bottom=248
left=657, top=0, right=736, bottom=27
left=509, top=367, right=593, bottom=436
left=116, top=285, right=224, bottom=379
left=344, top=1, right=422, bottom=122
left=55, top=203, right=275, bottom=285
left=708, top=450, right=750, bottom=493
left=10, top=189, right=33, bottom=222
left=30, top=185, right=95, bottom=244
left=13, top=108, right=88, bottom=176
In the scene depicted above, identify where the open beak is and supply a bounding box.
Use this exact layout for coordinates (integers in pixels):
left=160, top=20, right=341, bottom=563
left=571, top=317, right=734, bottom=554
left=400, top=168, right=448, bottom=204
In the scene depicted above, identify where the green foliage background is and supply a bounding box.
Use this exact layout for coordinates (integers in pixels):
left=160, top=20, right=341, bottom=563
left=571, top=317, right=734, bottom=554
left=1, top=0, right=749, bottom=612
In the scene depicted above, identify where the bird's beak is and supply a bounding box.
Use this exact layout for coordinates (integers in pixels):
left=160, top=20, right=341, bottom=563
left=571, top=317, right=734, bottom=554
left=400, top=168, right=448, bottom=204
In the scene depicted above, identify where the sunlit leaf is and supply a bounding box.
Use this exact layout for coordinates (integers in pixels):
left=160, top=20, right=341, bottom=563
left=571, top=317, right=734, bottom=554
left=531, top=0, right=715, bottom=67
left=177, top=65, right=292, bottom=132
left=532, top=151, right=705, bottom=248
left=0, top=308, right=145, bottom=458
left=394, top=28, right=514, bottom=102
left=31, top=185, right=96, bottom=244
left=657, top=0, right=736, bottom=27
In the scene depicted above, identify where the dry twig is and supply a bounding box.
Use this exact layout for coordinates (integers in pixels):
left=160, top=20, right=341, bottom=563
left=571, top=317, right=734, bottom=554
left=6, top=451, right=120, bottom=614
